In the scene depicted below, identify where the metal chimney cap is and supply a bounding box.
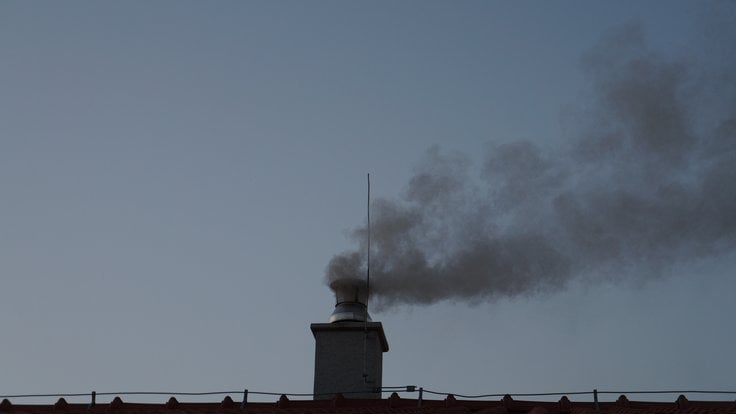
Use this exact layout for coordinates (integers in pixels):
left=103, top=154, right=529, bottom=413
left=329, top=278, right=368, bottom=305
left=328, top=278, right=370, bottom=323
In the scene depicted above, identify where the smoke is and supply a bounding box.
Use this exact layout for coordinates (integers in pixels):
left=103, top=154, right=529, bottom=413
left=326, top=20, right=736, bottom=309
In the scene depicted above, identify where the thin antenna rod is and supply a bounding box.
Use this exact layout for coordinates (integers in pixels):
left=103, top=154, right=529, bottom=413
left=362, top=174, right=371, bottom=387
left=366, top=173, right=371, bottom=311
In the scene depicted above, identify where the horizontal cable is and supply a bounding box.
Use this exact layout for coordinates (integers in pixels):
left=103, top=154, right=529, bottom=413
left=596, top=390, right=736, bottom=395
left=2, top=388, right=735, bottom=401
left=0, top=393, right=92, bottom=399
left=0, top=389, right=399, bottom=400
left=422, top=389, right=595, bottom=398
left=423, top=389, right=736, bottom=399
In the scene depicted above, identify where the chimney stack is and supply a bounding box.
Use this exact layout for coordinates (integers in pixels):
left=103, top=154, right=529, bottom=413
left=311, top=278, right=389, bottom=400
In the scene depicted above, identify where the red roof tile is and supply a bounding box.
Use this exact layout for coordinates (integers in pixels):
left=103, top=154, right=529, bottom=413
left=0, top=395, right=735, bottom=414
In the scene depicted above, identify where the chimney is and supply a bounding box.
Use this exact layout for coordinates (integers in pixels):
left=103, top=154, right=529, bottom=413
left=311, top=278, right=389, bottom=400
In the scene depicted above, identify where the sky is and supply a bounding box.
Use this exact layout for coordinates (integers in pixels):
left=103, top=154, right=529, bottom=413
left=1, top=0, right=735, bottom=404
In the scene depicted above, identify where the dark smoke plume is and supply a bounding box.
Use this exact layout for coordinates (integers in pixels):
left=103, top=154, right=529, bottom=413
left=326, top=21, right=736, bottom=309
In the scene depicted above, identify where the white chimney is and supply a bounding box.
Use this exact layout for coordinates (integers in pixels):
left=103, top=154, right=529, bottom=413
left=311, top=278, right=389, bottom=399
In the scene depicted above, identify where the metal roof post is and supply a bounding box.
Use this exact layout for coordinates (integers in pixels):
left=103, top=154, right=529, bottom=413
left=594, top=389, right=599, bottom=412
left=240, top=389, right=248, bottom=410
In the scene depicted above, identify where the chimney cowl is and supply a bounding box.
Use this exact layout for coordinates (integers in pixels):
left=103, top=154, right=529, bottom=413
left=328, top=278, right=371, bottom=323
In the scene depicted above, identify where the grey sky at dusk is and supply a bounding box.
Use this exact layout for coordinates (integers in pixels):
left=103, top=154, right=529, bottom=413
left=1, top=0, right=734, bottom=403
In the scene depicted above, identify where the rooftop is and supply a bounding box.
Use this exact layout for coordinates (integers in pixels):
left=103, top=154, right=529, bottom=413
left=2, top=393, right=735, bottom=414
